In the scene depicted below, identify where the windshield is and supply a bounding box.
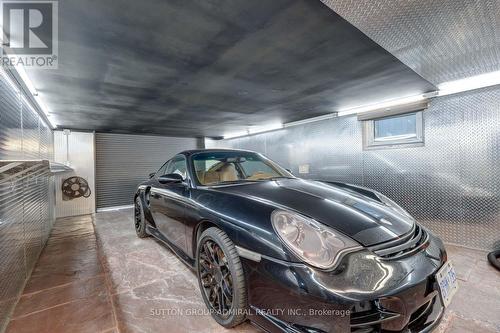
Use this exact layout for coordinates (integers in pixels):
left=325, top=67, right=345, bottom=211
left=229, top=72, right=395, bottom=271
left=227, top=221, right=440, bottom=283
left=192, top=151, right=292, bottom=186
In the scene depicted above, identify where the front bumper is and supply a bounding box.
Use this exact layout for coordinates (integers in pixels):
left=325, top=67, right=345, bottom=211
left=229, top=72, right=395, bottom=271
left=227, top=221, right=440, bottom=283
left=241, top=232, right=447, bottom=333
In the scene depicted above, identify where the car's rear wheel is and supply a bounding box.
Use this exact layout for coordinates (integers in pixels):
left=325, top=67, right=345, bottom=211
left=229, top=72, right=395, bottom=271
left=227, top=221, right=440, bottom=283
left=196, top=227, right=247, bottom=327
left=134, top=196, right=148, bottom=238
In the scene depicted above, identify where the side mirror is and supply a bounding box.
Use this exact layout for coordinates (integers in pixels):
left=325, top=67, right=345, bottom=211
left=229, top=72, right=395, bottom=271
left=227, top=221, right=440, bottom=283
left=158, top=173, right=184, bottom=184
left=286, top=168, right=293, bottom=174
left=148, top=172, right=156, bottom=179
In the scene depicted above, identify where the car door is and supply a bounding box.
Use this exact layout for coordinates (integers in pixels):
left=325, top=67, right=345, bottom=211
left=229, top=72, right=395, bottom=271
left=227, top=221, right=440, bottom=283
left=150, top=155, right=189, bottom=253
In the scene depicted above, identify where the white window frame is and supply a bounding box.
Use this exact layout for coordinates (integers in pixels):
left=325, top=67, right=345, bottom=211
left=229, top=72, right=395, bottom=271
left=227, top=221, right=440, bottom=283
left=363, top=111, right=424, bottom=150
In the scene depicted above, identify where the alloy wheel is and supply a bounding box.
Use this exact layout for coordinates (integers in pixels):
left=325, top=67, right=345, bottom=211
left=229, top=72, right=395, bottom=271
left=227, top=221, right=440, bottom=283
left=134, top=199, right=142, bottom=231
left=198, top=239, right=233, bottom=317
left=134, top=198, right=148, bottom=238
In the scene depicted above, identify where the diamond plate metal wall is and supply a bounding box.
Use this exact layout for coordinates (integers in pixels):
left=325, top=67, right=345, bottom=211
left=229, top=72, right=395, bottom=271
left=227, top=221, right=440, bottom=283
left=0, top=70, right=55, bottom=332
left=320, top=0, right=500, bottom=85
left=209, top=85, right=500, bottom=250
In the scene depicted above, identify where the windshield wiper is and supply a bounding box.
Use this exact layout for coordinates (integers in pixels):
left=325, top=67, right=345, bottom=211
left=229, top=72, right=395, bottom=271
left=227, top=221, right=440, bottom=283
left=264, top=176, right=294, bottom=181
left=238, top=176, right=294, bottom=182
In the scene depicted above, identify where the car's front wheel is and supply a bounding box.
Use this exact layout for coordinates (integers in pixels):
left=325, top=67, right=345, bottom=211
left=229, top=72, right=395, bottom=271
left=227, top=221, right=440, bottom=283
left=196, top=227, right=247, bottom=327
left=134, top=196, right=148, bottom=238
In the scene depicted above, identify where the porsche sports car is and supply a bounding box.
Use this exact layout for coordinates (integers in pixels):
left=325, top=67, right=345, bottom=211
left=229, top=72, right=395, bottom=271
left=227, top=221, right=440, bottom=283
left=134, top=149, right=454, bottom=333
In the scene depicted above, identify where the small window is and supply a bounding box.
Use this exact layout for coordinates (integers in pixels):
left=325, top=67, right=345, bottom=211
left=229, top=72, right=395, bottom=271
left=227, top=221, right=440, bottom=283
left=374, top=112, right=417, bottom=141
left=363, top=111, right=423, bottom=149
left=156, top=161, right=169, bottom=177
left=165, top=155, right=188, bottom=180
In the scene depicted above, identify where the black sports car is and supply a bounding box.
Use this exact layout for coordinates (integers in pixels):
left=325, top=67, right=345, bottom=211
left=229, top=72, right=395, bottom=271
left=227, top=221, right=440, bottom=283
left=134, top=149, right=452, bottom=333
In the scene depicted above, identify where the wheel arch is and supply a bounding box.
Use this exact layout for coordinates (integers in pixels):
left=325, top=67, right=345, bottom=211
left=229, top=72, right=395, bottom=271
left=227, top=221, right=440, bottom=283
left=135, top=186, right=156, bottom=228
left=192, top=219, right=221, bottom=257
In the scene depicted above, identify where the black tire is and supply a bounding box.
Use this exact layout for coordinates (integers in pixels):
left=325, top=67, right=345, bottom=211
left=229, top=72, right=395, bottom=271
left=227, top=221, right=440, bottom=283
left=134, top=196, right=148, bottom=238
left=488, top=250, right=500, bottom=271
left=196, top=227, right=247, bottom=328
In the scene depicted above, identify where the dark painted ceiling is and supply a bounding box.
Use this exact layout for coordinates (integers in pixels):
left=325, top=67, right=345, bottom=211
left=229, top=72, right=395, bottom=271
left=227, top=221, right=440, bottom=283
left=27, top=0, right=436, bottom=137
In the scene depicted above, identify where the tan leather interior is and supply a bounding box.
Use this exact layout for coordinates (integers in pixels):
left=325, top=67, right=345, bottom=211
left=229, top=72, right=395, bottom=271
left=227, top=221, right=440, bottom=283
left=202, top=171, right=218, bottom=184
left=198, top=163, right=239, bottom=185
left=219, top=164, right=238, bottom=182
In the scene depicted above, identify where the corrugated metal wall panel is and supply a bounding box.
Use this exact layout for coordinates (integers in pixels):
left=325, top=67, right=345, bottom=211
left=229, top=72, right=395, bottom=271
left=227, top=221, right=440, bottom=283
left=209, top=85, right=500, bottom=251
left=0, top=70, right=55, bottom=332
left=0, top=163, right=53, bottom=332
left=0, top=177, right=26, bottom=303
left=95, top=133, right=199, bottom=208
left=23, top=167, right=46, bottom=270
left=20, top=100, right=40, bottom=160
left=39, top=121, right=53, bottom=161
left=0, top=73, right=22, bottom=160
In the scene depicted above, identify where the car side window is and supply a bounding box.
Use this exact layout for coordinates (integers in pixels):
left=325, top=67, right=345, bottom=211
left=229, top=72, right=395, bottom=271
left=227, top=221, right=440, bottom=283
left=165, top=155, right=187, bottom=180
left=156, top=160, right=170, bottom=177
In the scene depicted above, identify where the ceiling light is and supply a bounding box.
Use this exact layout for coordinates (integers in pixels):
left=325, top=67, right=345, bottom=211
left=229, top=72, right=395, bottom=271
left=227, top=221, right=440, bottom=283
left=223, top=122, right=283, bottom=139
left=0, top=67, right=19, bottom=92
left=337, top=94, right=427, bottom=117
left=0, top=67, right=56, bottom=128
left=247, top=123, right=283, bottom=134
left=21, top=94, right=56, bottom=128
left=223, top=131, right=249, bottom=140
left=283, top=113, right=337, bottom=128
left=437, top=70, right=500, bottom=96
left=15, top=63, right=38, bottom=96
left=14, top=64, right=57, bottom=128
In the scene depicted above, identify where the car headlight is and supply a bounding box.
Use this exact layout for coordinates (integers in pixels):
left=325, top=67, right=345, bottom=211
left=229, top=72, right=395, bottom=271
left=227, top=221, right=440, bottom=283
left=271, top=210, right=361, bottom=269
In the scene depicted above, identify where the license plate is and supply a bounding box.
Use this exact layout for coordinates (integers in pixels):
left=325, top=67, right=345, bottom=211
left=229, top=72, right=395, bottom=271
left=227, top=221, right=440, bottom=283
left=436, top=261, right=458, bottom=307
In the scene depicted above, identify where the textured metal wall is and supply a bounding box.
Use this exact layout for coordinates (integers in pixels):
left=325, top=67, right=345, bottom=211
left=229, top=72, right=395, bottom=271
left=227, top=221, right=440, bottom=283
left=320, top=0, right=500, bottom=85
left=0, top=72, right=23, bottom=160
left=208, top=85, right=500, bottom=250
left=54, top=131, right=96, bottom=218
left=95, top=133, right=199, bottom=208
left=0, top=71, right=55, bottom=332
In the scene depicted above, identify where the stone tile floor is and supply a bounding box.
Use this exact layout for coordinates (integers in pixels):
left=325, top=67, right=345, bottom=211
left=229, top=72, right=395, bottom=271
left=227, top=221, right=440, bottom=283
left=6, top=215, right=114, bottom=333
left=6, top=208, right=500, bottom=333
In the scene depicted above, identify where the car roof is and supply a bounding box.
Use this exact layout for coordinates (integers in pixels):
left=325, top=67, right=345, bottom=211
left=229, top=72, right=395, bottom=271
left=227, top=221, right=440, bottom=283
left=180, top=148, right=259, bottom=156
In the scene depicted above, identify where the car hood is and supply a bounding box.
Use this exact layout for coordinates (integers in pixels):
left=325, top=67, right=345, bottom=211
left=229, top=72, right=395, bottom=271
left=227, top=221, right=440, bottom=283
left=209, top=178, right=415, bottom=246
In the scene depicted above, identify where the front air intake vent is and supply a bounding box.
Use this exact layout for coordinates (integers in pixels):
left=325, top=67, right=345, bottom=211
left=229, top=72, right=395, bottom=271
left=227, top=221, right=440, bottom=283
left=369, top=225, right=429, bottom=259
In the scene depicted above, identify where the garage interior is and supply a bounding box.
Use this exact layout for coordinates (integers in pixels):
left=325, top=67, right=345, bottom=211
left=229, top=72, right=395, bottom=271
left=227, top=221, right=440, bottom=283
left=0, top=0, right=499, bottom=332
